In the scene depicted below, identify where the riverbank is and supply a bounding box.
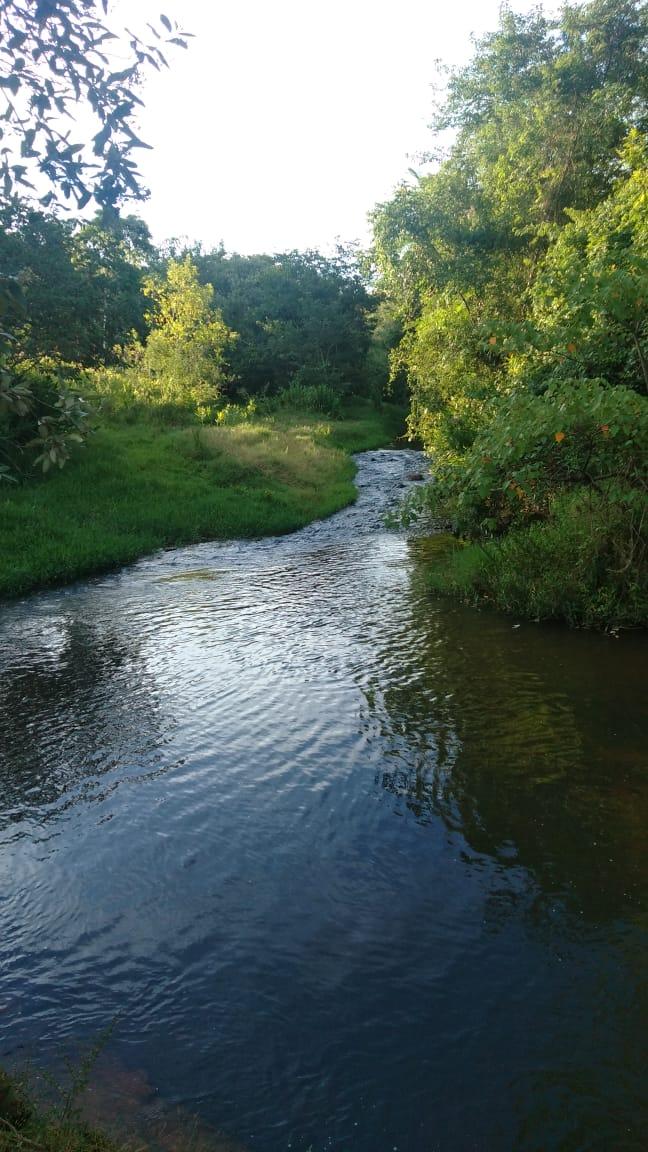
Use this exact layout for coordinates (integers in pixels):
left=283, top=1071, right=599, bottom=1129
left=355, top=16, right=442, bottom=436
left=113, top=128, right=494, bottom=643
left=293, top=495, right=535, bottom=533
left=0, top=1067, right=116, bottom=1152
left=422, top=498, right=648, bottom=631
left=0, top=1062, right=244, bottom=1152
left=0, top=403, right=405, bottom=599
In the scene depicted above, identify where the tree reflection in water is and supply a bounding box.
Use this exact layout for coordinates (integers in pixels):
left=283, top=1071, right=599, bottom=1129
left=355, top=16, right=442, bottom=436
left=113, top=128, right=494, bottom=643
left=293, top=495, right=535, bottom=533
left=364, top=536, right=647, bottom=925
left=359, top=539, right=648, bottom=1149
left=0, top=614, right=170, bottom=833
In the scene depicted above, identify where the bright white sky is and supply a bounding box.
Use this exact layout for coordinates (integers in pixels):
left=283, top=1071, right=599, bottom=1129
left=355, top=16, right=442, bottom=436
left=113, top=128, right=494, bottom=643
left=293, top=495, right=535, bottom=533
left=115, top=0, right=557, bottom=255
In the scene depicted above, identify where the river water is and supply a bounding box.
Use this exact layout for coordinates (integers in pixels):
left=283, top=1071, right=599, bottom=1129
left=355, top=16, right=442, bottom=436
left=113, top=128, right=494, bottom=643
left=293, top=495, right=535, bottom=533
left=0, top=449, right=646, bottom=1152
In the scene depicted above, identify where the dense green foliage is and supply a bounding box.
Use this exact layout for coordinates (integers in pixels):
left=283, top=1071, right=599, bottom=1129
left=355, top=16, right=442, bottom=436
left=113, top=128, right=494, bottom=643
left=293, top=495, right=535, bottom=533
left=137, top=256, right=234, bottom=410
left=1, top=209, right=389, bottom=477
left=0, top=206, right=154, bottom=481
left=0, top=206, right=155, bottom=363
left=87, top=245, right=386, bottom=421
left=0, top=3, right=185, bottom=486
left=373, top=0, right=648, bottom=627
left=196, top=246, right=380, bottom=400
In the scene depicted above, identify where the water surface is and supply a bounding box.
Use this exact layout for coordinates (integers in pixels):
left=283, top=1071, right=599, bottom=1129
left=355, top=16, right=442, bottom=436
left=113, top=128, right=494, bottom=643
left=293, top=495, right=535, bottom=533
left=0, top=450, right=646, bottom=1152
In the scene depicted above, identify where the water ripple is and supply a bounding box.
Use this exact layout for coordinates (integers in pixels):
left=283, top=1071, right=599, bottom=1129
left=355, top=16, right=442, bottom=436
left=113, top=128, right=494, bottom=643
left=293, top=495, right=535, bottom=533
left=0, top=450, right=646, bottom=1152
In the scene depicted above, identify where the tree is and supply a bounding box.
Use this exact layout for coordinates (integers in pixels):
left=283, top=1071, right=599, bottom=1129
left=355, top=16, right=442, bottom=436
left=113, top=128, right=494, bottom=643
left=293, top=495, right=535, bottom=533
left=0, top=204, right=154, bottom=364
left=72, top=211, right=156, bottom=360
left=371, top=0, right=648, bottom=455
left=0, top=2, right=188, bottom=481
left=371, top=0, right=648, bottom=626
left=141, top=257, right=234, bottom=410
left=528, top=131, right=648, bottom=393
left=0, top=1, right=190, bottom=211
left=0, top=203, right=83, bottom=359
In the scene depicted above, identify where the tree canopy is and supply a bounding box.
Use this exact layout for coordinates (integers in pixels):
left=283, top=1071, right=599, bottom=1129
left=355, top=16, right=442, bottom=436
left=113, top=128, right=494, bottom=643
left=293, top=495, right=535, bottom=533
left=196, top=247, right=377, bottom=400
left=0, top=204, right=155, bottom=363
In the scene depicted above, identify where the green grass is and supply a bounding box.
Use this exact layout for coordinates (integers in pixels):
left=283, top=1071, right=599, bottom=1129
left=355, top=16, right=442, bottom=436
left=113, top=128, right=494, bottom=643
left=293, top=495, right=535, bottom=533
left=0, top=402, right=406, bottom=599
left=0, top=1109, right=118, bottom=1152
left=0, top=1063, right=171, bottom=1152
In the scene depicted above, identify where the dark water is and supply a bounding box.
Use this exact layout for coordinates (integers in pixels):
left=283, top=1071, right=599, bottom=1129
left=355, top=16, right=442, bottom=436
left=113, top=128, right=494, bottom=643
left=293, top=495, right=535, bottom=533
left=0, top=450, right=646, bottom=1152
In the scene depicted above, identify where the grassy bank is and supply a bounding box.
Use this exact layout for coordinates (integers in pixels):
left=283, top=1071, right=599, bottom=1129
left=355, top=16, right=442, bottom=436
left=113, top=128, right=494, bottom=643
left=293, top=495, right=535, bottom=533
left=0, top=1067, right=113, bottom=1152
left=424, top=495, right=648, bottom=630
left=0, top=1061, right=243, bottom=1152
left=0, top=402, right=405, bottom=599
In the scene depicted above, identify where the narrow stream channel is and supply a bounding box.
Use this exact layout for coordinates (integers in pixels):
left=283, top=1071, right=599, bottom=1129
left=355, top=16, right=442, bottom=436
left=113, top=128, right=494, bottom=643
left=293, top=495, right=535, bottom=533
left=0, top=449, right=646, bottom=1152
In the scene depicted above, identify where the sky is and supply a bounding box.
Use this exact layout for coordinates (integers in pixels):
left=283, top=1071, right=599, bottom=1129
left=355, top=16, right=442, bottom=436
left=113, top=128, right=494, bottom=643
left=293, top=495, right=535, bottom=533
left=114, top=0, right=557, bottom=255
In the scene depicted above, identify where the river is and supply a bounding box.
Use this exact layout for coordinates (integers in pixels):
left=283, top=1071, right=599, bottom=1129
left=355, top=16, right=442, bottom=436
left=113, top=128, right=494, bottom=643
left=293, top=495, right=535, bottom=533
left=0, top=449, right=646, bottom=1152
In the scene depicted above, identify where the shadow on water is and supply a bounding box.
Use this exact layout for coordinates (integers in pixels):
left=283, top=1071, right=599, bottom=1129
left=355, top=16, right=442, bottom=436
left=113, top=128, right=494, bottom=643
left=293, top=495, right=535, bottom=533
left=359, top=538, right=648, bottom=1152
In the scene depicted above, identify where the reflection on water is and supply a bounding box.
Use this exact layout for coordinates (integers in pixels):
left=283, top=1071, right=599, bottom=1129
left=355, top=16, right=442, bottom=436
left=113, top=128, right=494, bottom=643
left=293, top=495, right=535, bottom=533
left=374, top=541, right=648, bottom=924
left=0, top=618, right=171, bottom=835
left=0, top=449, right=646, bottom=1152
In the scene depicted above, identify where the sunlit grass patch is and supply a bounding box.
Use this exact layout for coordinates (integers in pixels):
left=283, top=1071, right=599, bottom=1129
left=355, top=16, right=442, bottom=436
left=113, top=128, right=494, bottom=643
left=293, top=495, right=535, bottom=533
left=178, top=419, right=351, bottom=489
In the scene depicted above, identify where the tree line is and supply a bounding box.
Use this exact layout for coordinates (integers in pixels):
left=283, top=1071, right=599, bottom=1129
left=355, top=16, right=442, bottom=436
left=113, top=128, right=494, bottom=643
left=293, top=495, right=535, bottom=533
left=0, top=206, right=391, bottom=475
left=371, top=0, right=647, bottom=626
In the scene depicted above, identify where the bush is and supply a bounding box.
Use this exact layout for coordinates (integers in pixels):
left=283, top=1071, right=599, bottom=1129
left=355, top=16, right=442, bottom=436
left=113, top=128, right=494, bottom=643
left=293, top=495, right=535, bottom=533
left=409, top=378, right=648, bottom=629
left=428, top=492, right=648, bottom=629
left=0, top=359, right=91, bottom=481
left=419, top=379, right=648, bottom=540
left=89, top=364, right=196, bottom=426
left=208, top=398, right=257, bottom=426
left=142, top=258, right=234, bottom=407
left=275, top=379, right=342, bottom=416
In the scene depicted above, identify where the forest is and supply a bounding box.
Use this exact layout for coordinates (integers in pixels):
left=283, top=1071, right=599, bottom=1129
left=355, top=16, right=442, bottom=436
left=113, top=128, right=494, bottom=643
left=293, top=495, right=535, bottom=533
left=0, top=0, right=646, bottom=627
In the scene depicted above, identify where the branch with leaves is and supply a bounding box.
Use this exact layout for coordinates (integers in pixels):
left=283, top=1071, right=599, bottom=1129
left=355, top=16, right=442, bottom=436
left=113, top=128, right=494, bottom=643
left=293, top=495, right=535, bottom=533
left=0, top=0, right=191, bottom=209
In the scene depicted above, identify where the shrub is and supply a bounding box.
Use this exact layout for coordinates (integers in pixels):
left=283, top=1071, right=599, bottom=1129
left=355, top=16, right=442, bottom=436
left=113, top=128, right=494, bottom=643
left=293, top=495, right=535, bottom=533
left=140, top=257, right=235, bottom=410
left=409, top=378, right=648, bottom=628
left=275, top=379, right=342, bottom=416
left=429, top=492, right=648, bottom=629
left=0, top=359, right=91, bottom=480
left=419, top=379, right=647, bottom=542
